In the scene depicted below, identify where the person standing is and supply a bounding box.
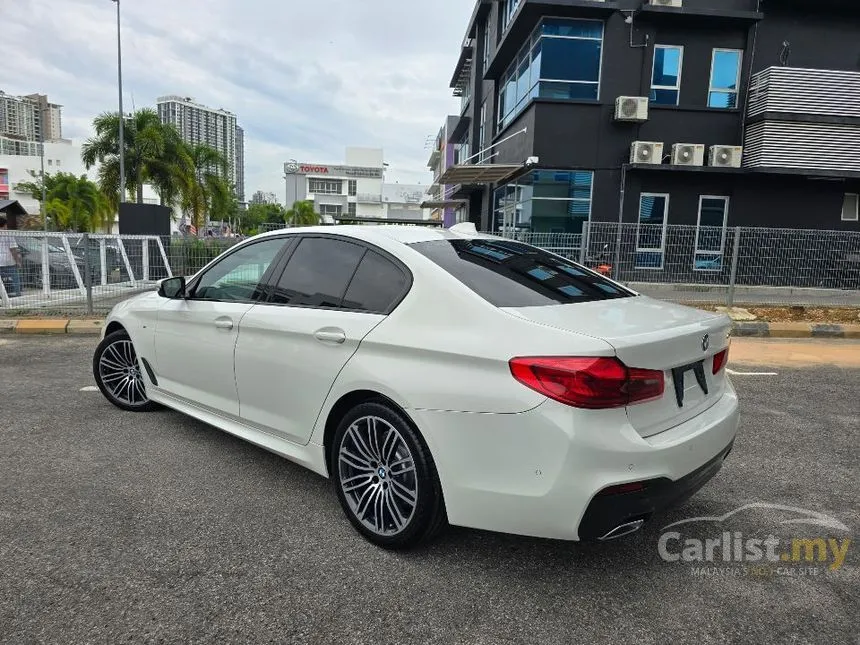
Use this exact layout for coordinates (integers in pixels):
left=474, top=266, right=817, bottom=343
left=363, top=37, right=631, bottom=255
left=0, top=216, right=23, bottom=297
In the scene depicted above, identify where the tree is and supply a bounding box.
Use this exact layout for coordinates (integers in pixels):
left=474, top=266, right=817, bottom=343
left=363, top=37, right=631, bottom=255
left=81, top=108, right=187, bottom=207
left=16, top=171, right=111, bottom=232
left=242, top=202, right=287, bottom=234
left=179, top=143, right=229, bottom=231
left=285, top=200, right=320, bottom=228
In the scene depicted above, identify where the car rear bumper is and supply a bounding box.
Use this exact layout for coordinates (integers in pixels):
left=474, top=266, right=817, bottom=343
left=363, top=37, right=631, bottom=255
left=410, top=380, right=740, bottom=541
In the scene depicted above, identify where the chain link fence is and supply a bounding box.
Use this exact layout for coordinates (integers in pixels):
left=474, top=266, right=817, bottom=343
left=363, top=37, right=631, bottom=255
left=2, top=225, right=859, bottom=315
left=500, top=224, right=860, bottom=307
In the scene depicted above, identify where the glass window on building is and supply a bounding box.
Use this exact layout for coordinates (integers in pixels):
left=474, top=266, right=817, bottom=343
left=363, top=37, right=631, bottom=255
left=708, top=49, right=743, bottom=108
left=636, top=194, right=669, bottom=269
left=497, top=18, right=603, bottom=131
left=348, top=180, right=357, bottom=196
left=501, top=0, right=521, bottom=31
left=348, top=202, right=357, bottom=216
left=651, top=45, right=683, bottom=105
left=694, top=196, right=729, bottom=271
left=493, top=170, right=593, bottom=239
left=841, top=193, right=859, bottom=221
left=482, top=20, right=491, bottom=69
left=309, top=179, right=343, bottom=195
left=479, top=102, right=486, bottom=154
left=319, top=204, right=342, bottom=218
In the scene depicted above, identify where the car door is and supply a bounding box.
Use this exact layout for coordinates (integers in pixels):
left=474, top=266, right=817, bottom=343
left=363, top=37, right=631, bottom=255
left=153, top=237, right=292, bottom=417
left=234, top=235, right=411, bottom=444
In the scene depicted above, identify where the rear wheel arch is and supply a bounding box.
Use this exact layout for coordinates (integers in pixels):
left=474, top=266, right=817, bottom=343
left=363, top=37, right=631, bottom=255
left=323, top=390, right=404, bottom=477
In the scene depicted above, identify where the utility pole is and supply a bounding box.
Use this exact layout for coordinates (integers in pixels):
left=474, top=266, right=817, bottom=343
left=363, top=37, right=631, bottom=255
left=112, top=0, right=126, bottom=208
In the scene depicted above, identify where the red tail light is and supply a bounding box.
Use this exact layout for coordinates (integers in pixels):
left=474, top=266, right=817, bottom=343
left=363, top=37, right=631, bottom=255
left=712, top=348, right=729, bottom=374
left=509, top=356, right=664, bottom=410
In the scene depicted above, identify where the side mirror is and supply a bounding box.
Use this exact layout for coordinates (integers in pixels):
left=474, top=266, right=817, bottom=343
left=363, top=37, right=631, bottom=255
left=158, top=276, right=186, bottom=299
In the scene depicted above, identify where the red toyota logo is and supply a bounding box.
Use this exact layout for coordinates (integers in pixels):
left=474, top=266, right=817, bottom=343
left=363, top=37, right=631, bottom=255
left=300, top=165, right=329, bottom=174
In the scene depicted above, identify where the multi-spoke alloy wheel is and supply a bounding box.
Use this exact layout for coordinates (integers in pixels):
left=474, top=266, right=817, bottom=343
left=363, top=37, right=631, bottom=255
left=333, top=402, right=446, bottom=549
left=338, top=415, right=418, bottom=536
left=92, top=330, right=159, bottom=412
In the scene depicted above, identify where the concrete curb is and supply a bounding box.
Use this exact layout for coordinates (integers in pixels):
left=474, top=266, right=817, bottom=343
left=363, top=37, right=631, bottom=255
left=733, top=322, right=860, bottom=339
left=1, top=319, right=858, bottom=339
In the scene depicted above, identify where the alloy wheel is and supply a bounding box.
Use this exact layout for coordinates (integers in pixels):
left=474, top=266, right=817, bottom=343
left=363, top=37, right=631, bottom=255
left=97, top=339, right=149, bottom=407
left=337, top=415, right=418, bottom=536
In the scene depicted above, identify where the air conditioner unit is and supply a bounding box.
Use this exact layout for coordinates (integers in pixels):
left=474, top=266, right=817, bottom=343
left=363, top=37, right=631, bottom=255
left=649, top=0, right=683, bottom=7
left=615, top=96, right=649, bottom=122
left=709, top=145, right=743, bottom=168
left=630, top=141, right=664, bottom=165
left=671, top=143, right=705, bottom=166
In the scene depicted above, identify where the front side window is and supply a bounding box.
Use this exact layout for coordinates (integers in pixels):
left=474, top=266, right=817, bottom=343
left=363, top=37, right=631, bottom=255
left=636, top=194, right=669, bottom=269
left=842, top=193, right=859, bottom=222
left=497, top=18, right=603, bottom=130
left=709, top=49, right=743, bottom=108
left=651, top=45, right=683, bottom=105
left=347, top=180, right=357, bottom=196
left=270, top=237, right=365, bottom=308
left=308, top=178, right=343, bottom=195
left=479, top=102, right=486, bottom=152
left=341, top=250, right=410, bottom=313
left=192, top=238, right=286, bottom=302
left=409, top=238, right=632, bottom=308
left=482, top=19, right=491, bottom=68
left=695, top=196, right=729, bottom=271
left=502, top=0, right=521, bottom=31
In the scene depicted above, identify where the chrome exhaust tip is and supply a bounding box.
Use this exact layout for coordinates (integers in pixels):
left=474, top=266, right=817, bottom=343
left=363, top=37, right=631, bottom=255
left=598, top=519, right=645, bottom=541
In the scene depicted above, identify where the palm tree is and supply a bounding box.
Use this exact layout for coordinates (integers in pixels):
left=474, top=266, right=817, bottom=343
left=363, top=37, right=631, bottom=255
left=46, top=173, right=112, bottom=232
left=81, top=108, right=186, bottom=207
left=179, top=144, right=229, bottom=231
left=285, top=200, right=320, bottom=227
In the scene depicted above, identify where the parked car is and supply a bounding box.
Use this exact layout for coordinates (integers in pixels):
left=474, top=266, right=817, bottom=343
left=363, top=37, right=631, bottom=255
left=92, top=223, right=739, bottom=549
left=14, top=236, right=91, bottom=290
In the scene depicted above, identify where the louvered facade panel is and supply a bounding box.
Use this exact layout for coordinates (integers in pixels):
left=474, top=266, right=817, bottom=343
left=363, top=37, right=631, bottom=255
left=748, top=67, right=860, bottom=119
left=744, top=121, right=860, bottom=172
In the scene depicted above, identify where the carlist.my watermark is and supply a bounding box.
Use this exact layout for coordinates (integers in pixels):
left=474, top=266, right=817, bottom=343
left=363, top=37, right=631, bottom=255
left=657, top=503, right=852, bottom=577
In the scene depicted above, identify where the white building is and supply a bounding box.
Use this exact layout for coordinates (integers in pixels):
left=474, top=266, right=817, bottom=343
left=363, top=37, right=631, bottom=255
left=156, top=95, right=245, bottom=201
left=0, top=141, right=91, bottom=214
left=284, top=147, right=433, bottom=224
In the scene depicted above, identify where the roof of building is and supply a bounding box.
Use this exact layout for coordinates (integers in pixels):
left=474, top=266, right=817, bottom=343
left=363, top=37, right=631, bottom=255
left=0, top=199, right=27, bottom=215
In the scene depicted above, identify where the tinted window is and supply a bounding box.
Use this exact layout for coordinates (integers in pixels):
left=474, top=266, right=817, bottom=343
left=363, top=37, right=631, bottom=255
left=271, top=237, right=364, bottom=307
left=410, top=239, right=633, bottom=307
left=341, top=250, right=409, bottom=313
left=192, top=238, right=286, bottom=302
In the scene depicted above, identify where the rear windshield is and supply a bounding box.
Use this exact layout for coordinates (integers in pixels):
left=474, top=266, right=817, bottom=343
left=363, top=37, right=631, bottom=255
left=409, top=238, right=634, bottom=307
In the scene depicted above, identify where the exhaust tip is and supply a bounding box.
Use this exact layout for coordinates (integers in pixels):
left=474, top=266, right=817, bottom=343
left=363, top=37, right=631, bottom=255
left=598, top=518, right=645, bottom=541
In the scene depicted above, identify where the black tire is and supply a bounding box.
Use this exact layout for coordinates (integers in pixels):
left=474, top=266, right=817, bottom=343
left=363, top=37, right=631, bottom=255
left=92, top=330, right=160, bottom=412
left=332, top=401, right=447, bottom=549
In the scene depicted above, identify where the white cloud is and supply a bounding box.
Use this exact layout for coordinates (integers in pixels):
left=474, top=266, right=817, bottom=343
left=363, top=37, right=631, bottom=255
left=3, top=0, right=472, bottom=199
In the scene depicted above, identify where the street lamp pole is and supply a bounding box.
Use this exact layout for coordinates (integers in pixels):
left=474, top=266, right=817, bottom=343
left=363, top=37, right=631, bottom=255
left=112, top=0, right=125, bottom=207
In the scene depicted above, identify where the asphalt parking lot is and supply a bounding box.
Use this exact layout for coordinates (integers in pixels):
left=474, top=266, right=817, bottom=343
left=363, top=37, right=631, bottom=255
left=1, top=336, right=858, bottom=645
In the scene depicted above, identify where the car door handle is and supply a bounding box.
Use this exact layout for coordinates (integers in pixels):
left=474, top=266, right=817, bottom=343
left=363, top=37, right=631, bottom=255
left=314, top=328, right=346, bottom=344
left=214, top=318, right=234, bottom=330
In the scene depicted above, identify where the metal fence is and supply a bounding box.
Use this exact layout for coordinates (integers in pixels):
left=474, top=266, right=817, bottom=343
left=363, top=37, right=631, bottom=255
left=2, top=225, right=859, bottom=315
left=499, top=224, right=860, bottom=307
left=0, top=231, right=238, bottom=315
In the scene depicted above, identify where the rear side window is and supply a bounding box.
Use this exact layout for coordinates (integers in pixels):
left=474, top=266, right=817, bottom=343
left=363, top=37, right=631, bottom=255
left=342, top=250, right=409, bottom=313
left=271, top=237, right=365, bottom=307
left=409, top=238, right=634, bottom=307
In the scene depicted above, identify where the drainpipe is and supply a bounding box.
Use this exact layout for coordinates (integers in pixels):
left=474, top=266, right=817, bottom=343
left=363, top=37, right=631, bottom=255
left=613, top=164, right=627, bottom=281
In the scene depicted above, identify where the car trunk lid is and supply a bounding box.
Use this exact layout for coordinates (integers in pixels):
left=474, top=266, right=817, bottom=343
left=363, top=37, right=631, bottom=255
left=502, top=296, right=732, bottom=438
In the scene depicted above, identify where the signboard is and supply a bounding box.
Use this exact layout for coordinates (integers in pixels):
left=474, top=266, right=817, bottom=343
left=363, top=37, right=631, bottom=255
left=284, top=161, right=383, bottom=179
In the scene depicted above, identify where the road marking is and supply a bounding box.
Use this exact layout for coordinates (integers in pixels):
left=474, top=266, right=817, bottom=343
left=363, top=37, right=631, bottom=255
left=80, top=385, right=99, bottom=392
left=727, top=368, right=778, bottom=376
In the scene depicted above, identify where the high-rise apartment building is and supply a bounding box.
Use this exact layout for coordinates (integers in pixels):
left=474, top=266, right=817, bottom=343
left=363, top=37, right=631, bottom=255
left=236, top=125, right=245, bottom=203
left=156, top=95, right=244, bottom=200
left=0, top=90, right=65, bottom=158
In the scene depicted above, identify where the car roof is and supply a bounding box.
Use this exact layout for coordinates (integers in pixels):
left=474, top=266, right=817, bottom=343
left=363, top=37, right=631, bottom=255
left=254, top=224, right=495, bottom=246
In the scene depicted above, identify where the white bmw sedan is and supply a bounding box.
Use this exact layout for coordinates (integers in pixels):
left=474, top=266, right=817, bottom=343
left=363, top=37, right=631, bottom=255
left=93, top=223, right=739, bottom=549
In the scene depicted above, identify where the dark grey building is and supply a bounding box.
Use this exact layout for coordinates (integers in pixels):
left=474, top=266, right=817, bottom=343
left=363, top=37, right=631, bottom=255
left=441, top=0, right=860, bottom=254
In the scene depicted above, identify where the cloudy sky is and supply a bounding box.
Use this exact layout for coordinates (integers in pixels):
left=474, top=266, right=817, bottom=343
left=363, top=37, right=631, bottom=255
left=4, top=0, right=472, bottom=199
